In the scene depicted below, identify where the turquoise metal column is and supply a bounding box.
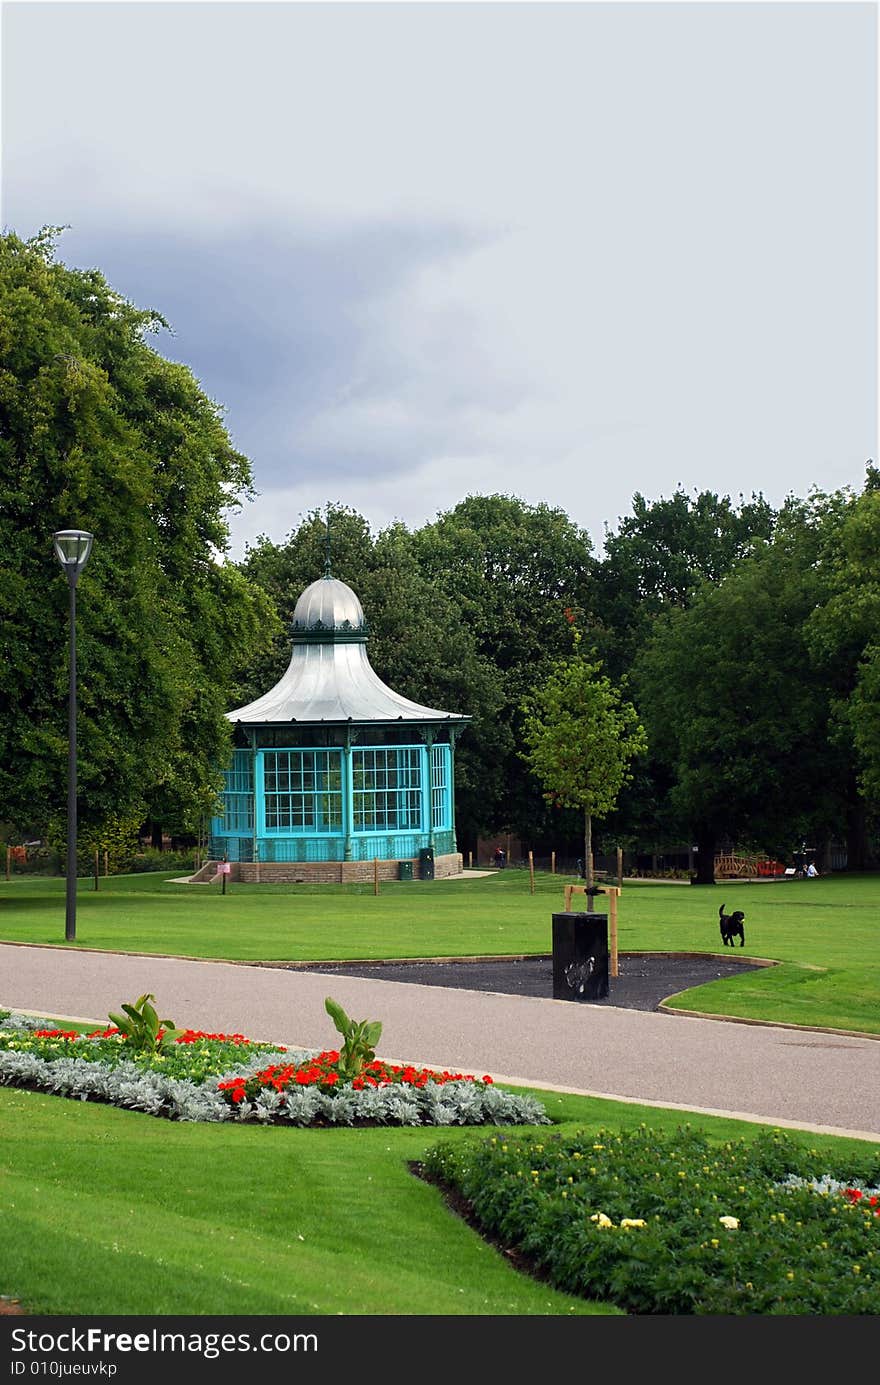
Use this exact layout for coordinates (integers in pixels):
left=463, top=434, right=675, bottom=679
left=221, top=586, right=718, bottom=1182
left=423, top=730, right=436, bottom=850
left=343, top=731, right=354, bottom=861
left=448, top=728, right=460, bottom=848
left=250, top=730, right=258, bottom=866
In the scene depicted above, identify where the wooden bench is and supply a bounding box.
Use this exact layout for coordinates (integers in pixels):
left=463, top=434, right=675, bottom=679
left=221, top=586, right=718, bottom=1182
left=714, top=854, right=757, bottom=879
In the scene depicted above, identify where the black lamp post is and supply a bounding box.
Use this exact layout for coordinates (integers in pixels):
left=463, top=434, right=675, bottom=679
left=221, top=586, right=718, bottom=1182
left=53, top=529, right=94, bottom=942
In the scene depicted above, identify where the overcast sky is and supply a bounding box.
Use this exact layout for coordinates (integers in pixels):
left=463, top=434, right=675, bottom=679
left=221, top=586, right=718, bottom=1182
left=2, top=0, right=877, bottom=560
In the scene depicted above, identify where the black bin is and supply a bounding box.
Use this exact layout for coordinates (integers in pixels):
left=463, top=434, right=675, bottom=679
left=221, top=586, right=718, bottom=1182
left=419, top=846, right=435, bottom=880
left=551, top=912, right=609, bottom=1001
left=398, top=861, right=413, bottom=882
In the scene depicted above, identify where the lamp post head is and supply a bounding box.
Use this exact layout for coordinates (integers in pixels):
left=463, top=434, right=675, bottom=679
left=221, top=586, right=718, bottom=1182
left=53, top=530, right=94, bottom=584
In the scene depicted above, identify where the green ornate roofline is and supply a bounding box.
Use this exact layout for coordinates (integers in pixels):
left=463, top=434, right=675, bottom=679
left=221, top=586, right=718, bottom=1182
left=289, top=616, right=369, bottom=643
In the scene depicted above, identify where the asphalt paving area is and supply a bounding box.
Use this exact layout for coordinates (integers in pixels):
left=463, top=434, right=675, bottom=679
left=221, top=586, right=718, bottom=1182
left=299, top=952, right=765, bottom=1011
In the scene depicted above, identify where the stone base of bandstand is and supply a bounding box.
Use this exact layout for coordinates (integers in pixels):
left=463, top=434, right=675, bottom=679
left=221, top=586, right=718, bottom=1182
left=223, top=852, right=463, bottom=884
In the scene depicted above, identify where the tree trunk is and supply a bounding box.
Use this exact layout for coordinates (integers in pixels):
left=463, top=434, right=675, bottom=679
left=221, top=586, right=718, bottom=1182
left=845, top=798, right=876, bottom=872
left=150, top=821, right=163, bottom=851
left=692, top=826, right=716, bottom=884
left=584, top=809, right=593, bottom=890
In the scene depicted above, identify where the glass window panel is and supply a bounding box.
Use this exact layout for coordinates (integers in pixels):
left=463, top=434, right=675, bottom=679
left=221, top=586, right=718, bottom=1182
left=352, top=747, right=422, bottom=833
left=263, top=750, right=342, bottom=834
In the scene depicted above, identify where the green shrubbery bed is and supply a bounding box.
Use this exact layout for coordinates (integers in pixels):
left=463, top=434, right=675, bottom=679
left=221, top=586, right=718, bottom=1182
left=423, top=1124, right=880, bottom=1314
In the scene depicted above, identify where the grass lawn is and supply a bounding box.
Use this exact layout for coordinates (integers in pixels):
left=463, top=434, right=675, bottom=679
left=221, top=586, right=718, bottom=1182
left=2, top=1080, right=877, bottom=1317
left=1, top=868, right=879, bottom=1034
left=2, top=874, right=878, bottom=1322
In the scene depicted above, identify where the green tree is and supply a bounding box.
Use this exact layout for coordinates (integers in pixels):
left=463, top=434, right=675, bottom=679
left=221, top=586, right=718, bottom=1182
left=631, top=505, right=850, bottom=882
left=0, top=228, right=276, bottom=844
left=521, top=623, right=647, bottom=888
left=806, top=469, right=880, bottom=865
left=412, top=494, right=595, bottom=841
left=591, top=487, right=777, bottom=679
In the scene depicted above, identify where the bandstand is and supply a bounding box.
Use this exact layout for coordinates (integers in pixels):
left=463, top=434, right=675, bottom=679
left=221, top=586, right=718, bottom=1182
left=209, top=569, right=470, bottom=881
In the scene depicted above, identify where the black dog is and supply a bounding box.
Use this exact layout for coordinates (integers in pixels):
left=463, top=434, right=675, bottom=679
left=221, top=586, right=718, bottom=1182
left=719, top=903, right=745, bottom=947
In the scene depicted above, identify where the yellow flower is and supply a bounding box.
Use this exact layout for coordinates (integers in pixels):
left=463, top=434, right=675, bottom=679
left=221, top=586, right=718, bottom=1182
left=620, top=1218, right=646, bottom=1228
left=590, top=1212, right=613, bottom=1228
left=719, top=1216, right=740, bottom=1230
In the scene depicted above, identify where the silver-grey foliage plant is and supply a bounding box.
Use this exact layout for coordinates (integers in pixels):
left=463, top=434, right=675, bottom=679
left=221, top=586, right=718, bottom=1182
left=0, top=1016, right=548, bottom=1127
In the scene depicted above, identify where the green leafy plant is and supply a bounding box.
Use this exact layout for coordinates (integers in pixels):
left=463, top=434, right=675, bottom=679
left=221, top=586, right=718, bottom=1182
left=324, top=996, right=383, bottom=1079
left=106, top=993, right=185, bottom=1053
left=424, top=1125, right=880, bottom=1315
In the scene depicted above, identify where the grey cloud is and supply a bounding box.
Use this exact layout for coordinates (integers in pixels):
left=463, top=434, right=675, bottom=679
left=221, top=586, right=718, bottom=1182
left=39, top=218, right=518, bottom=487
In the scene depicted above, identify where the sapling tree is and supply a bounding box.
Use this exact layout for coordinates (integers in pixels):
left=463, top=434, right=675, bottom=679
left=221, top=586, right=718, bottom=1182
left=521, top=617, right=647, bottom=888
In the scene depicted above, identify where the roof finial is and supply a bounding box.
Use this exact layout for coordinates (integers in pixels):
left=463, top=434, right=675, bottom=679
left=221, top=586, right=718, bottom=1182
left=324, top=504, right=332, bottom=578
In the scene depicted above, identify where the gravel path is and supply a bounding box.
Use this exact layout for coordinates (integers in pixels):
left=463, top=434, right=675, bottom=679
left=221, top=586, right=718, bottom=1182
left=299, top=952, right=763, bottom=1010
left=2, top=941, right=879, bottom=1142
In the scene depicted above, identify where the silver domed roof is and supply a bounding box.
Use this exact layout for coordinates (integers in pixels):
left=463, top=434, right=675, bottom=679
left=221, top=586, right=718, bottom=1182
left=227, top=572, right=470, bottom=727
left=291, top=576, right=366, bottom=637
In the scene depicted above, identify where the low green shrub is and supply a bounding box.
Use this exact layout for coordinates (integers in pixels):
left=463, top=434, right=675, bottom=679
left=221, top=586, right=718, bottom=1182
left=114, top=848, right=198, bottom=874
left=423, top=1124, right=880, bottom=1314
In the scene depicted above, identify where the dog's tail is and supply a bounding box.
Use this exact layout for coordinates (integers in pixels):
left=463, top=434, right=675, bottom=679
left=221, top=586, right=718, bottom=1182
left=719, top=903, right=725, bottom=919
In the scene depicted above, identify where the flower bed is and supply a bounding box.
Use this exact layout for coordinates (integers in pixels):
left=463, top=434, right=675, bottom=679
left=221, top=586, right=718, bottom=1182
left=0, top=1011, right=548, bottom=1127
left=422, top=1124, right=880, bottom=1314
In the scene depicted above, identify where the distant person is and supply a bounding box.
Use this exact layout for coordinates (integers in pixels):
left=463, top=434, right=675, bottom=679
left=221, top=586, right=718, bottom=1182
left=806, top=861, right=819, bottom=878
left=494, top=847, right=504, bottom=869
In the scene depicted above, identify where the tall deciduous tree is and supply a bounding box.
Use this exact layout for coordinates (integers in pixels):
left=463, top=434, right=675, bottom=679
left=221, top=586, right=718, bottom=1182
left=631, top=504, right=850, bottom=882
left=591, top=488, right=777, bottom=679
left=0, top=228, right=276, bottom=843
left=521, top=623, right=647, bottom=887
left=806, top=469, right=880, bottom=865
left=412, top=494, right=595, bottom=840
